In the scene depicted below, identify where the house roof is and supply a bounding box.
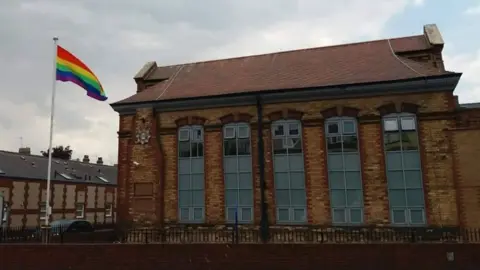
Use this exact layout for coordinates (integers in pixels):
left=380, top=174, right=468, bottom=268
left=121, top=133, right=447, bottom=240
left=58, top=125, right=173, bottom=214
left=113, top=25, right=456, bottom=106
left=0, top=151, right=117, bottom=186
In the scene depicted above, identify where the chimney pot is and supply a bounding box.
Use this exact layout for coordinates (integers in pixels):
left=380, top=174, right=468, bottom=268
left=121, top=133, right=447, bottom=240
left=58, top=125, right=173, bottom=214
left=18, top=147, right=31, bottom=155
left=96, top=157, right=104, bottom=165
left=82, top=155, right=90, bottom=163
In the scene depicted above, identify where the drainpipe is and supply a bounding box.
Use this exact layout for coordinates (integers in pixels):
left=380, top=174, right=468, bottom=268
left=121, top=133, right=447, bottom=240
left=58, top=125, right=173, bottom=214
left=256, top=95, right=269, bottom=242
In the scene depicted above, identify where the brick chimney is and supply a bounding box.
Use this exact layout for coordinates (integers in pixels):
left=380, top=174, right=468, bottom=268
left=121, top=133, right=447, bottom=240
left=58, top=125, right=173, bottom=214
left=96, top=157, right=103, bottom=165
left=134, top=61, right=157, bottom=93
left=18, top=147, right=31, bottom=155
left=82, top=155, right=90, bottom=163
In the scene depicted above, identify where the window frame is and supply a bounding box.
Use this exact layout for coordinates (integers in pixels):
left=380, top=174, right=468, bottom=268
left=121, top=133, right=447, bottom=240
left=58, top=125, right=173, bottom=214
left=177, top=125, right=205, bottom=223
left=75, top=203, right=85, bottom=219
left=271, top=119, right=307, bottom=224
left=325, top=117, right=364, bottom=225
left=382, top=113, right=426, bottom=226
left=105, top=203, right=113, bottom=217
left=39, top=202, right=47, bottom=220
left=223, top=122, right=254, bottom=224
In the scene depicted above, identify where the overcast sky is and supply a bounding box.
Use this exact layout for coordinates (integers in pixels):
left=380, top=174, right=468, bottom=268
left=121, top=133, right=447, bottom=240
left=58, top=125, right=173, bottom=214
left=0, top=0, right=479, bottom=165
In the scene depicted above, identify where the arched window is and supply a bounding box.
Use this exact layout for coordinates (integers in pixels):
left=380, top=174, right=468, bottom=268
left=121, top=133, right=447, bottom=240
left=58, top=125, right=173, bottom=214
left=325, top=117, right=364, bottom=224
left=178, top=125, right=205, bottom=223
left=223, top=123, right=253, bottom=223
left=271, top=120, right=307, bottom=223
left=383, top=113, right=425, bottom=225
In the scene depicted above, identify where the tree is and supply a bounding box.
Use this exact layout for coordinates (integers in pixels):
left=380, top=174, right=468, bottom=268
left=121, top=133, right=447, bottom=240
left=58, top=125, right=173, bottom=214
left=41, top=145, right=73, bottom=160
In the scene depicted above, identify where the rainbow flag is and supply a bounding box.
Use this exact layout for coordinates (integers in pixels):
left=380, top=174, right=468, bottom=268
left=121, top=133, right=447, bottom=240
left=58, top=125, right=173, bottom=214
left=56, top=46, right=107, bottom=101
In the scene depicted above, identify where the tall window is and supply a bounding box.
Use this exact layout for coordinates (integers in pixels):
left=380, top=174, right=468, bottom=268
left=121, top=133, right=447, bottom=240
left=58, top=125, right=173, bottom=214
left=325, top=117, right=364, bottom=224
left=75, top=203, right=85, bottom=219
left=178, top=125, right=205, bottom=223
left=383, top=114, right=425, bottom=225
left=223, top=123, right=253, bottom=223
left=272, top=120, right=307, bottom=223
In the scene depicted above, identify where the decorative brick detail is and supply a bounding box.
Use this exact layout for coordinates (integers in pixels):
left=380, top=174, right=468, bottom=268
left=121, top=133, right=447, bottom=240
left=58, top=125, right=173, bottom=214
left=320, top=106, right=360, bottom=118
left=267, top=109, right=303, bottom=121
left=377, top=102, right=398, bottom=116
left=220, top=113, right=254, bottom=124
left=401, top=102, right=420, bottom=114
left=175, top=116, right=207, bottom=127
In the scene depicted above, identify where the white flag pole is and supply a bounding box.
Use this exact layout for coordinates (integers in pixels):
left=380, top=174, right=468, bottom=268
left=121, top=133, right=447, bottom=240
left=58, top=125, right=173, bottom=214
left=44, top=37, right=59, bottom=229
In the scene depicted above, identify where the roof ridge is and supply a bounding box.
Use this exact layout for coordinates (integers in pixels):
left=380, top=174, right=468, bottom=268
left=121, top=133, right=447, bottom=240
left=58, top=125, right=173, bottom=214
left=151, top=35, right=426, bottom=70
left=0, top=150, right=116, bottom=168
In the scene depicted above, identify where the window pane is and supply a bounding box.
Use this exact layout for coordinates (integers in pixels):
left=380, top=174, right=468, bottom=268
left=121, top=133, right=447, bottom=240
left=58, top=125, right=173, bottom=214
left=179, top=191, right=191, bottom=206
left=410, top=209, right=424, bottom=224
left=392, top=209, right=406, bottom=224
left=179, top=142, right=190, bottom=157
left=239, top=173, right=252, bottom=189
left=405, top=170, right=422, bottom=188
left=225, top=190, right=238, bottom=206
left=238, top=138, right=251, bottom=155
left=273, top=138, right=287, bottom=154
left=274, top=173, right=289, bottom=189
left=179, top=129, right=190, bottom=141
left=291, top=190, right=306, bottom=206
left=239, top=190, right=253, bottom=205
left=346, top=190, right=362, bottom=206
left=344, top=153, right=360, bottom=171
left=238, top=126, right=250, bottom=138
left=273, top=125, right=284, bottom=136
left=227, top=208, right=236, bottom=222
left=327, top=154, right=343, bottom=170
left=191, top=174, right=204, bottom=189
left=342, top=135, right=358, bottom=152
left=224, top=157, right=237, bottom=173
left=406, top=189, right=424, bottom=207
left=179, top=175, right=190, bottom=190
left=345, top=172, right=361, bottom=189
left=288, top=138, right=302, bottom=154
left=274, top=156, right=288, bottom=172
left=401, top=117, right=416, bottom=131
left=329, top=172, right=345, bottom=189
left=384, top=133, right=402, bottom=151
left=276, top=190, right=290, bottom=206
left=238, top=156, right=252, bottom=172
left=290, top=172, right=305, bottom=189
left=343, top=120, right=355, bottom=134
left=192, top=190, right=204, bottom=206
left=293, top=208, right=305, bottom=221
left=191, top=159, right=203, bottom=173
left=330, top=190, right=346, bottom=207
left=197, top=143, right=204, bottom=157
left=225, top=173, right=238, bottom=189
left=327, top=136, right=342, bottom=152
left=179, top=159, right=190, bottom=174
left=191, top=142, right=199, bottom=157
left=224, top=126, right=236, bottom=138
left=333, top=209, right=345, bottom=223
left=384, top=119, right=398, bottom=131
left=327, top=122, right=339, bottom=134
left=386, top=152, right=402, bottom=170
left=289, top=155, right=304, bottom=171
left=288, top=123, right=299, bottom=136
left=180, top=208, right=189, bottom=220
left=350, top=209, right=362, bottom=223
left=224, top=139, right=237, bottom=156
left=387, top=171, right=404, bottom=189
left=241, top=208, right=252, bottom=221
left=403, top=152, right=421, bottom=169
left=278, top=208, right=289, bottom=221
left=193, top=208, right=203, bottom=220
left=389, top=190, right=406, bottom=207
left=401, top=131, right=419, bottom=151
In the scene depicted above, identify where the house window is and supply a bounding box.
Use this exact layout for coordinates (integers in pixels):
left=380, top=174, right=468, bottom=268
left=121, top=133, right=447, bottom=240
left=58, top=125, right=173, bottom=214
left=178, top=125, right=205, bottom=223
left=223, top=123, right=253, bottom=223
left=75, top=203, right=85, bottom=219
left=383, top=114, right=425, bottom=225
left=325, top=118, right=364, bottom=224
left=272, top=120, right=307, bottom=223
left=2, top=202, right=8, bottom=223
left=105, top=203, right=113, bottom=217
left=40, top=202, right=47, bottom=220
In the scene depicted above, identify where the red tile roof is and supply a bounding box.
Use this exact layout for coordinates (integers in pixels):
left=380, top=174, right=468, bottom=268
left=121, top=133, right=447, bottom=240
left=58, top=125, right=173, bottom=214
left=115, top=34, right=450, bottom=104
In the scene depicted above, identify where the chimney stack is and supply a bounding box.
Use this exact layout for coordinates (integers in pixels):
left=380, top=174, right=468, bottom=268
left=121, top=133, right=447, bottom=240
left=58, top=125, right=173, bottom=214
left=96, top=157, right=104, bottom=165
left=82, top=155, right=90, bottom=163
left=18, top=147, right=31, bottom=155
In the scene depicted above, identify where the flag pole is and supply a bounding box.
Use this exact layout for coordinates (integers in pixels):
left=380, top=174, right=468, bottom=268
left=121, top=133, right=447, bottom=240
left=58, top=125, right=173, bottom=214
left=44, top=37, right=58, bottom=231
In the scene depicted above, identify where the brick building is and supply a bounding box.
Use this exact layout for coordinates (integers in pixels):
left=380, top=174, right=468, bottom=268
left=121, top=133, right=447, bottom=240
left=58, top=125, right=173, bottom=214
left=0, top=148, right=117, bottom=227
left=110, top=24, right=480, bottom=228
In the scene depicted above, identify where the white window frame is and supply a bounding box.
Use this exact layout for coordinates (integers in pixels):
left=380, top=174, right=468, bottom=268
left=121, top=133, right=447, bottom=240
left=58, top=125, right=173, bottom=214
left=75, top=203, right=85, bottom=219
left=224, top=126, right=236, bottom=139
left=178, top=129, right=190, bottom=141
left=105, top=203, right=113, bottom=217
left=40, top=202, right=47, bottom=220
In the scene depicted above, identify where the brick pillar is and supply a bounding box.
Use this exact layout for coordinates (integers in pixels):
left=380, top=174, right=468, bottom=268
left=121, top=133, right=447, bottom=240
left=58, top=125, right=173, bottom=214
left=204, top=127, right=225, bottom=224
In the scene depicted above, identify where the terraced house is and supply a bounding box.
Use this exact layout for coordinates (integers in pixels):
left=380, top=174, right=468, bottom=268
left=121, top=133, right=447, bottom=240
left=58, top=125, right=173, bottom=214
left=0, top=149, right=117, bottom=227
left=111, top=24, right=480, bottom=229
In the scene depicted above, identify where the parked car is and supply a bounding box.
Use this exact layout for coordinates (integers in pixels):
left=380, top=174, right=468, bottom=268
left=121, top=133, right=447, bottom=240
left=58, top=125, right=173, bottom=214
left=34, top=219, right=117, bottom=243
